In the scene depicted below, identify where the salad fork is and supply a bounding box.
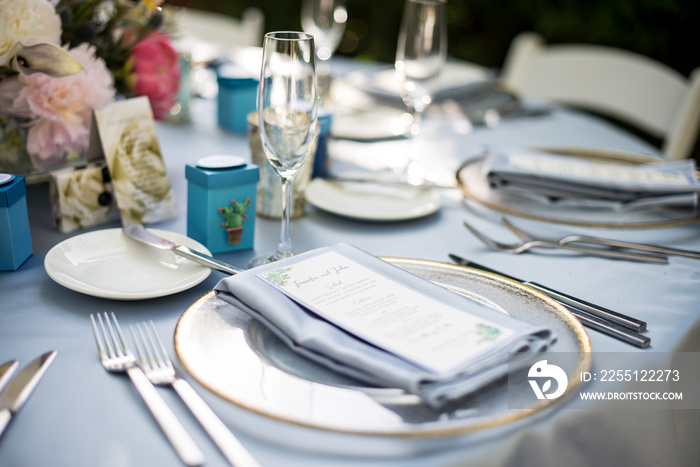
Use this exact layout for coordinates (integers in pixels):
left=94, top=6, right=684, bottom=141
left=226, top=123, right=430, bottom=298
left=131, top=321, right=260, bottom=467
left=90, top=313, right=205, bottom=467
left=502, top=217, right=700, bottom=260
left=558, top=234, right=700, bottom=260
left=463, top=220, right=668, bottom=263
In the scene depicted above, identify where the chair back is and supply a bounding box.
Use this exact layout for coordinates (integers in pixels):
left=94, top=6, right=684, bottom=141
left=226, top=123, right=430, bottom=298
left=501, top=32, right=700, bottom=160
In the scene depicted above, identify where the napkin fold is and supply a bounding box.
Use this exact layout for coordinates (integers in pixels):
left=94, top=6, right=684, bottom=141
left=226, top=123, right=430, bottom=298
left=214, top=244, right=555, bottom=408
left=484, top=149, right=700, bottom=211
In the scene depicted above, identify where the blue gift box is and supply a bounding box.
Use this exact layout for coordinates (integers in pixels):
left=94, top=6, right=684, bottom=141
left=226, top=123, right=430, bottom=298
left=217, top=68, right=258, bottom=133
left=186, top=160, right=259, bottom=254
left=0, top=175, right=32, bottom=270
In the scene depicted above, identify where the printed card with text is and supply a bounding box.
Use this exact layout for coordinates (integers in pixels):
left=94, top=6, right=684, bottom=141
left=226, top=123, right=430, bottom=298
left=258, top=251, right=513, bottom=374
left=93, top=97, right=177, bottom=225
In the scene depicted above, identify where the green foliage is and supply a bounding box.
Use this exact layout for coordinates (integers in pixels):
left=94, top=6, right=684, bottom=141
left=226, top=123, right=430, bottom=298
left=169, top=0, right=698, bottom=75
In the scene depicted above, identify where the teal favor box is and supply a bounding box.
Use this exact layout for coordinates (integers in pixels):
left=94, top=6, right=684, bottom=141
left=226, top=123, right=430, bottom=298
left=217, top=68, right=258, bottom=133
left=186, top=160, right=259, bottom=254
left=0, top=175, right=32, bottom=270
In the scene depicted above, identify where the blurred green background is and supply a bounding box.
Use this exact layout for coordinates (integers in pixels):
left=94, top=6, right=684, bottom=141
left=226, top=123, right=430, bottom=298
left=168, top=0, right=700, bottom=158
left=169, top=0, right=699, bottom=76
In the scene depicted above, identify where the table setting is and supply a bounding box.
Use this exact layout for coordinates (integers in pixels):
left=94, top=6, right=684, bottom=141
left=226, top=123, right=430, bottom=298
left=2, top=1, right=700, bottom=466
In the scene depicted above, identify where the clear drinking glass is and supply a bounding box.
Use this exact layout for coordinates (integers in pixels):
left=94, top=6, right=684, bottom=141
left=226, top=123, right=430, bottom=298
left=301, top=0, right=347, bottom=97
left=301, top=0, right=347, bottom=62
left=395, top=0, right=447, bottom=183
left=250, top=32, right=318, bottom=267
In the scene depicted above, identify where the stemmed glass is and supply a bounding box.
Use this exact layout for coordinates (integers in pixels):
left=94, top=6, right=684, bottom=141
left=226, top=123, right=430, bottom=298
left=301, top=0, right=347, bottom=96
left=250, top=32, right=318, bottom=267
left=394, top=0, right=447, bottom=184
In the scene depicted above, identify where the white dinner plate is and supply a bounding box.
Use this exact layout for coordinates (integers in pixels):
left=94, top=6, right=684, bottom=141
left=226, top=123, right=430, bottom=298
left=45, top=228, right=211, bottom=300
left=332, top=106, right=409, bottom=141
left=306, top=178, right=442, bottom=222
left=175, top=258, right=591, bottom=441
left=457, top=147, right=700, bottom=229
left=346, top=61, right=491, bottom=100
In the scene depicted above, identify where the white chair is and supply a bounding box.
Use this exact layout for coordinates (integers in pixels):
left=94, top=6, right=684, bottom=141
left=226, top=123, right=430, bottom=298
left=500, top=32, right=700, bottom=160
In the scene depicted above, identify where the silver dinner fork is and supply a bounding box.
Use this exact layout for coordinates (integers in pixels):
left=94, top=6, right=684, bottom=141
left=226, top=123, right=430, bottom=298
left=90, top=313, right=205, bottom=467
left=131, top=321, right=261, bottom=467
left=463, top=219, right=668, bottom=264
left=558, top=234, right=700, bottom=260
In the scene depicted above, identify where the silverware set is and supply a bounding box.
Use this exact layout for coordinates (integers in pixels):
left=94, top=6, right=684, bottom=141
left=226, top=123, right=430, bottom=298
left=464, top=217, right=700, bottom=264
left=90, top=312, right=259, bottom=467
left=456, top=216, right=700, bottom=348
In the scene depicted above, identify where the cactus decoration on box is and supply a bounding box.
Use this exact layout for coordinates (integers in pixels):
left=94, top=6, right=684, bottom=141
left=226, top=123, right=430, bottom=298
left=219, top=198, right=251, bottom=244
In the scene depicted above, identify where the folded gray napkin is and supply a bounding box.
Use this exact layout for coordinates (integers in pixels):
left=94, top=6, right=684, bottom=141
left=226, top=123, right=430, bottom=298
left=484, top=148, right=700, bottom=211
left=214, top=243, right=555, bottom=408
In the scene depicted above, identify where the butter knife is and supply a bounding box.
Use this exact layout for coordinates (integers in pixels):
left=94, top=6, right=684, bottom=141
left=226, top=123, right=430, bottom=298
left=0, top=361, right=19, bottom=395
left=0, top=350, right=57, bottom=437
left=123, top=224, right=244, bottom=275
left=448, top=254, right=650, bottom=348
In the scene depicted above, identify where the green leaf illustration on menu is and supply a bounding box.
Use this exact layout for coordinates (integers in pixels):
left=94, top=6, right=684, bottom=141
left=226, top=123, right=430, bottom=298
left=476, top=322, right=503, bottom=343
left=263, top=267, right=293, bottom=287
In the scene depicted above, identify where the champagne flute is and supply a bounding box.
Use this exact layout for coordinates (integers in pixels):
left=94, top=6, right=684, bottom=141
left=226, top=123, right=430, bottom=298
left=301, top=0, right=347, bottom=96
left=395, top=0, right=447, bottom=184
left=250, top=32, right=318, bottom=267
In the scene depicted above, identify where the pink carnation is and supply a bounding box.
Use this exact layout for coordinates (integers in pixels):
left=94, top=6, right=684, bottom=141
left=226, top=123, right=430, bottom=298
left=128, top=31, right=180, bottom=120
left=13, top=43, right=115, bottom=169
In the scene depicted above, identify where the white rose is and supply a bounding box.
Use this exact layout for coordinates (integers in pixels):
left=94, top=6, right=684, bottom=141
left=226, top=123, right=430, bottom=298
left=0, top=0, right=62, bottom=67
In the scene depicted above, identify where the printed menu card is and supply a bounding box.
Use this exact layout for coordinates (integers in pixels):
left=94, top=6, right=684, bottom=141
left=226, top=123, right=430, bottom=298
left=259, top=250, right=513, bottom=374
left=215, top=244, right=555, bottom=407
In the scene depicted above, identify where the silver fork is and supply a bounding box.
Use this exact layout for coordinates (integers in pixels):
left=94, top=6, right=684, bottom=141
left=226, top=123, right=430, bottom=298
left=90, top=313, right=205, bottom=467
left=559, top=234, right=700, bottom=260
left=463, top=219, right=668, bottom=264
left=132, top=321, right=261, bottom=467
left=501, top=218, right=672, bottom=264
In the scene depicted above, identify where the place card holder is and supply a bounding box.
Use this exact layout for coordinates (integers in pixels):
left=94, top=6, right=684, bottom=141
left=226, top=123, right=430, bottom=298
left=49, top=163, right=119, bottom=233
left=186, top=156, right=259, bottom=253
left=0, top=174, right=32, bottom=270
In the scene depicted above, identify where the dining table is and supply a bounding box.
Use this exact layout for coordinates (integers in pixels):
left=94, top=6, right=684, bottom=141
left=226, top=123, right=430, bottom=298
left=1, top=55, right=699, bottom=467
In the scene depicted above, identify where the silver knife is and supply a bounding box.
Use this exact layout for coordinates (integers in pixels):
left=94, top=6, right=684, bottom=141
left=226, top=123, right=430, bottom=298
left=0, top=361, right=19, bottom=394
left=448, top=254, right=650, bottom=348
left=122, top=224, right=244, bottom=275
left=0, top=350, right=57, bottom=437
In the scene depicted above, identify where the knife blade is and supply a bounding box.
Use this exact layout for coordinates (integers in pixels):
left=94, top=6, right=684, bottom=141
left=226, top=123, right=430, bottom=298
left=122, top=224, right=244, bottom=275
left=0, top=361, right=19, bottom=394
left=448, top=254, right=650, bottom=348
left=0, top=350, right=57, bottom=437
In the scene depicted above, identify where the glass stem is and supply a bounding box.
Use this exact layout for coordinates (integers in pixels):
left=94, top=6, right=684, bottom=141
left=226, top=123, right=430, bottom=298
left=403, top=109, right=422, bottom=184
left=277, top=175, right=294, bottom=259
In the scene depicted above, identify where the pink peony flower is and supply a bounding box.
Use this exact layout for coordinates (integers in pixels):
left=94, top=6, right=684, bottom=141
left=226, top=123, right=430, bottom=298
left=127, top=31, right=180, bottom=120
left=13, top=43, right=115, bottom=170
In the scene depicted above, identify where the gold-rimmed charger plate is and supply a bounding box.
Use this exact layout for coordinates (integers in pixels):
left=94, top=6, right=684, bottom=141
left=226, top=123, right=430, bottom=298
left=174, top=258, right=591, bottom=438
left=456, top=147, right=700, bottom=229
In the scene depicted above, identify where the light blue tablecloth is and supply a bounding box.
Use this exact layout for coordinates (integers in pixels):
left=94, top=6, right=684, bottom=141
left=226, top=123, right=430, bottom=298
left=1, top=59, right=698, bottom=467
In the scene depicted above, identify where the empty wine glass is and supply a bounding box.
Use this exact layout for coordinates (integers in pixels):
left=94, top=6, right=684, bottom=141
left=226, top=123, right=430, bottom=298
left=395, top=0, right=447, bottom=184
left=301, top=0, right=347, bottom=61
left=301, top=0, right=347, bottom=96
left=250, top=32, right=318, bottom=267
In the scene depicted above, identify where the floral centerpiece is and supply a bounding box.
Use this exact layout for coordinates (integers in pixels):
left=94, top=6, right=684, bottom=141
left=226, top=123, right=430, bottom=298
left=0, top=0, right=181, bottom=178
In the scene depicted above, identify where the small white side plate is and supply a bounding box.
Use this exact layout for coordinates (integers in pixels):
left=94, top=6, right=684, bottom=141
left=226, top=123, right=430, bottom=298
left=306, top=178, right=441, bottom=222
left=45, top=228, right=211, bottom=300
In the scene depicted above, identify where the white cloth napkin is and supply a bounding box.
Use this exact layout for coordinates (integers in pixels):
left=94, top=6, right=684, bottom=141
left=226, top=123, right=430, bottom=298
left=214, top=243, right=555, bottom=408
left=484, top=148, right=700, bottom=211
